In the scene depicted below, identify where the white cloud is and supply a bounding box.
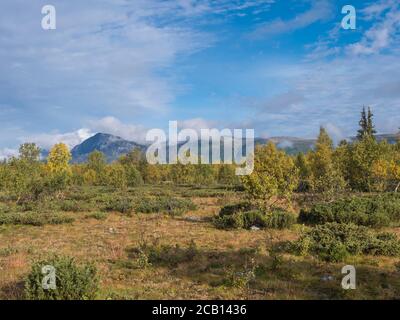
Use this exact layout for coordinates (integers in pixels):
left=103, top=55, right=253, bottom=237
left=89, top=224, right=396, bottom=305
left=247, top=54, right=400, bottom=138
left=22, top=128, right=94, bottom=150
left=178, top=118, right=217, bottom=131
left=361, top=0, right=395, bottom=20
left=88, top=117, right=147, bottom=143
left=20, top=116, right=147, bottom=149
left=0, top=148, right=18, bottom=161
left=0, top=0, right=213, bottom=123
left=324, top=123, right=346, bottom=145
left=17, top=116, right=225, bottom=151
left=249, top=0, right=333, bottom=39
left=348, top=1, right=400, bottom=55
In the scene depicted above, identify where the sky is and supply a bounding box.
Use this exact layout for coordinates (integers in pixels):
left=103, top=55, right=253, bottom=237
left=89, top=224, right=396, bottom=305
left=1, top=0, right=400, bottom=157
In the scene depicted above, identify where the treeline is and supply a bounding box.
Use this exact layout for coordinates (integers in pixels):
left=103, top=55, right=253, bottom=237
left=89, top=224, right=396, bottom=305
left=0, top=142, right=239, bottom=202
left=1, top=107, right=399, bottom=204
left=242, top=107, right=400, bottom=206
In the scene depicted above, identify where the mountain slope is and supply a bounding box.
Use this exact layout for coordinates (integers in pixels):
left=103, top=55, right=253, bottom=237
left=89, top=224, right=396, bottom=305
left=71, top=133, right=145, bottom=163
left=69, top=132, right=400, bottom=163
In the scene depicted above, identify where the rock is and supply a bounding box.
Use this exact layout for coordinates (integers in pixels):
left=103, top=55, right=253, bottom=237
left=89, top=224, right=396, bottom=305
left=185, top=216, right=203, bottom=222
left=250, top=226, right=260, bottom=231
left=321, top=275, right=334, bottom=282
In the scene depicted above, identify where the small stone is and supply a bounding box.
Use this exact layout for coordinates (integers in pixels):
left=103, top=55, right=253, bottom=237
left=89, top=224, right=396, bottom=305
left=186, top=216, right=202, bottom=222
left=250, top=226, right=260, bottom=231
left=321, top=275, right=334, bottom=282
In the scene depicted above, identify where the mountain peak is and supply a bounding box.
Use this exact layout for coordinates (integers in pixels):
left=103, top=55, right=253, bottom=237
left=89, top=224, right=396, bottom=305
left=71, top=132, right=144, bottom=163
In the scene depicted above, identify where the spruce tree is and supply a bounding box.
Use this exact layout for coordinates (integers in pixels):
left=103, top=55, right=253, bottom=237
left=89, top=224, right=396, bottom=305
left=357, top=106, right=368, bottom=140
left=366, top=107, right=376, bottom=139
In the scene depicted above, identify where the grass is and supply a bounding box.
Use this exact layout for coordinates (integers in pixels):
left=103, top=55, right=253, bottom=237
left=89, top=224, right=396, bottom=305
left=0, top=185, right=399, bottom=300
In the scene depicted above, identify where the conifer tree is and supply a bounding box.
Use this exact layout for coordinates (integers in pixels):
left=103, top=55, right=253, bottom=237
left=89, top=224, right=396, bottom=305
left=366, top=107, right=377, bottom=139
left=357, top=106, right=368, bottom=140
left=357, top=106, right=376, bottom=140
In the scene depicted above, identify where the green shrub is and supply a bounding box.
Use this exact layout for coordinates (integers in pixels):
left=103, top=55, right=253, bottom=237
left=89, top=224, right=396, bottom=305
left=124, top=165, right=143, bottom=187
left=64, top=188, right=96, bottom=201
left=214, top=208, right=295, bottom=230
left=218, top=202, right=255, bottom=217
left=25, top=255, right=98, bottom=300
left=298, top=193, right=400, bottom=228
left=133, top=241, right=198, bottom=267
left=0, top=212, right=74, bottom=226
left=0, top=203, right=11, bottom=213
left=214, top=212, right=244, bottom=229
left=292, top=222, right=400, bottom=262
left=59, top=200, right=89, bottom=212
left=104, top=198, right=134, bottom=214
left=241, top=210, right=269, bottom=228
left=265, top=209, right=297, bottom=229
left=85, top=212, right=108, bottom=220
left=181, top=188, right=231, bottom=198
left=224, top=266, right=256, bottom=289
left=135, top=197, right=197, bottom=216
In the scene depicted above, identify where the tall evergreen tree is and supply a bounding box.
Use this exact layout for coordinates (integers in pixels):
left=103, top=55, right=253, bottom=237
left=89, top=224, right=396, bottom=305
left=357, top=106, right=368, bottom=140
left=357, top=106, right=376, bottom=140
left=366, top=107, right=376, bottom=139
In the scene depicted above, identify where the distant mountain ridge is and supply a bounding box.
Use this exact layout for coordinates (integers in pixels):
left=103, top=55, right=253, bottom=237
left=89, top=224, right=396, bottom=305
left=68, top=132, right=400, bottom=163
left=71, top=133, right=145, bottom=163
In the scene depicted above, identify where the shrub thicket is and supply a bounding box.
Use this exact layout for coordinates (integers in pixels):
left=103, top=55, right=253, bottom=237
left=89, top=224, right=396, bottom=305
left=104, top=198, right=134, bottom=214
left=0, top=212, right=74, bottom=226
left=292, top=222, right=400, bottom=262
left=59, top=200, right=90, bottom=212
left=135, top=197, right=197, bottom=216
left=25, top=255, right=98, bottom=300
left=215, top=203, right=295, bottom=230
left=85, top=212, right=108, bottom=220
left=298, top=193, right=400, bottom=227
left=141, top=241, right=198, bottom=267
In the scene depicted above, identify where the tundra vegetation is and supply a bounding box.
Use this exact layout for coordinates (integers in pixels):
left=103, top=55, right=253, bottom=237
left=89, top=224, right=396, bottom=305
left=0, top=107, right=400, bottom=300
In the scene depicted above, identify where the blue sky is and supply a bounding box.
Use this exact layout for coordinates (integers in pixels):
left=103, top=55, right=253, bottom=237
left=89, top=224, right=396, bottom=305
left=1, top=0, right=400, bottom=156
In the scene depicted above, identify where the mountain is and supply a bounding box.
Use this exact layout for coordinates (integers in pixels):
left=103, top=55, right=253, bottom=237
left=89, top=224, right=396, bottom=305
left=69, top=132, right=400, bottom=163
left=71, top=133, right=145, bottom=163
left=255, top=137, right=316, bottom=155
left=69, top=134, right=318, bottom=162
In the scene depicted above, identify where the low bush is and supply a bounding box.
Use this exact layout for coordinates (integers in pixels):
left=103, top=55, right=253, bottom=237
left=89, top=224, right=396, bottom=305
left=214, top=212, right=245, bottom=229
left=0, top=203, right=11, bottom=213
left=214, top=207, right=295, bottom=230
left=85, top=212, right=108, bottom=220
left=181, top=188, right=231, bottom=198
left=219, top=202, right=255, bottom=217
left=104, top=198, right=134, bottom=214
left=298, top=193, right=400, bottom=228
left=264, top=209, right=297, bottom=229
left=132, top=241, right=198, bottom=267
left=292, top=222, right=400, bottom=262
left=59, top=200, right=89, bottom=212
left=64, top=187, right=97, bottom=201
left=0, top=212, right=74, bottom=226
left=135, top=197, right=197, bottom=216
left=25, top=255, right=98, bottom=300
left=223, top=264, right=257, bottom=289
